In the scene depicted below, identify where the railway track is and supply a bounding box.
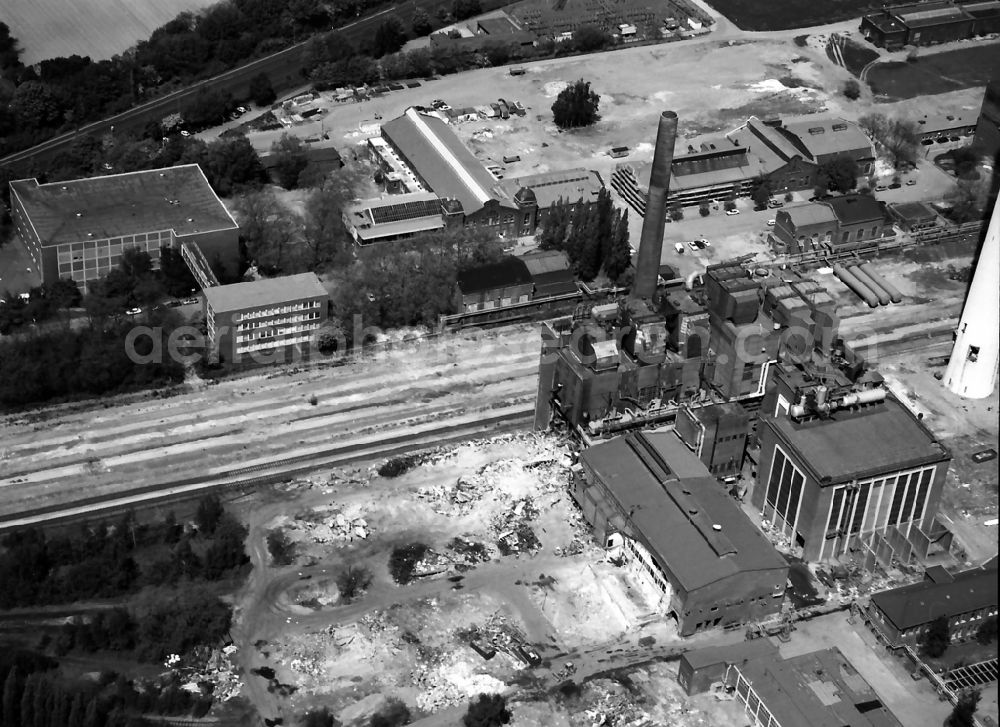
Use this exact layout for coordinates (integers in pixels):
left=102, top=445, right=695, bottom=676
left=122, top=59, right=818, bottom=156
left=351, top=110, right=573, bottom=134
left=0, top=406, right=535, bottom=531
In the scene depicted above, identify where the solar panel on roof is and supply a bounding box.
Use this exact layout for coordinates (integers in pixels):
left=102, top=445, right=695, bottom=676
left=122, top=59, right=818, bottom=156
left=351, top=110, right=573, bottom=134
left=369, top=198, right=442, bottom=225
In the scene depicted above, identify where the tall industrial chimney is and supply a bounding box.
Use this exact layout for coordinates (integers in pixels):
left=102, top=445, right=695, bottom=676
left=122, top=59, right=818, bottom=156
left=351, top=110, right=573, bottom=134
left=944, top=198, right=999, bottom=398
left=632, top=110, right=678, bottom=300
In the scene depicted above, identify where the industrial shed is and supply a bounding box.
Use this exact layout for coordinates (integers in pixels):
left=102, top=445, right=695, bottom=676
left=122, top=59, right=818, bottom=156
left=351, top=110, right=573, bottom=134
left=574, top=431, right=789, bottom=636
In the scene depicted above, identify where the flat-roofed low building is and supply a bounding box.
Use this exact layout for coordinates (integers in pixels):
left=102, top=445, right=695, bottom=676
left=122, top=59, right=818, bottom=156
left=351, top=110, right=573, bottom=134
left=914, top=110, right=979, bottom=143
left=862, top=1, right=975, bottom=46
left=343, top=192, right=448, bottom=246
left=520, top=249, right=577, bottom=298
left=888, top=201, right=940, bottom=232
left=204, top=273, right=329, bottom=364
left=678, top=639, right=779, bottom=695
left=727, top=647, right=903, bottom=727
left=8, top=164, right=239, bottom=293
left=575, top=431, right=789, bottom=636
left=455, top=256, right=533, bottom=312
left=865, top=560, right=999, bottom=648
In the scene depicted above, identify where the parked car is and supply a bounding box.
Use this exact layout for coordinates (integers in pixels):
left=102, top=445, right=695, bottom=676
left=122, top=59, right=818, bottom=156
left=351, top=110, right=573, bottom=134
left=165, top=299, right=183, bottom=307
left=766, top=219, right=776, bottom=226
left=512, top=101, right=526, bottom=116
left=888, top=182, right=902, bottom=189
left=125, top=307, right=142, bottom=316
left=971, top=448, right=997, bottom=463
left=674, top=242, right=685, bottom=254
left=768, top=199, right=783, bottom=208
left=688, top=241, right=700, bottom=251
left=725, top=208, right=740, bottom=216
left=906, top=179, right=917, bottom=186
left=875, top=185, right=888, bottom=192
left=509, top=68, right=526, bottom=76
left=180, top=130, right=191, bottom=137
left=181, top=297, right=199, bottom=305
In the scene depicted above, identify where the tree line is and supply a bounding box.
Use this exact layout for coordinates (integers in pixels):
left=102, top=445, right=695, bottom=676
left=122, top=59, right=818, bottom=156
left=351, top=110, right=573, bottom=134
left=537, top=188, right=631, bottom=283
left=0, top=495, right=249, bottom=608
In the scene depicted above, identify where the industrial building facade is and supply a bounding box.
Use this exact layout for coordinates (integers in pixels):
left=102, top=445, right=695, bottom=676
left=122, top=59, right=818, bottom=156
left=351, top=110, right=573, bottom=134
left=204, top=273, right=329, bottom=363
left=861, top=0, right=1000, bottom=47
left=9, top=165, right=240, bottom=293
left=865, top=561, right=999, bottom=648
left=574, top=432, right=789, bottom=636
left=612, top=115, right=875, bottom=210
left=769, top=195, right=889, bottom=256
left=755, top=365, right=952, bottom=562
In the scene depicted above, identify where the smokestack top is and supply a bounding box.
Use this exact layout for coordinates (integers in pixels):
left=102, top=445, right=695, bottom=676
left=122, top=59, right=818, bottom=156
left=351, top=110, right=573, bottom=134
left=660, top=111, right=678, bottom=120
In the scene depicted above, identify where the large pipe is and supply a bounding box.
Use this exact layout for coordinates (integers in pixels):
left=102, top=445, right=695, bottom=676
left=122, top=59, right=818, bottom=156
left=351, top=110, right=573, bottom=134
left=945, top=196, right=1000, bottom=399
left=833, top=264, right=879, bottom=308
left=633, top=110, right=678, bottom=300
left=858, top=262, right=903, bottom=303
left=849, top=265, right=891, bottom=306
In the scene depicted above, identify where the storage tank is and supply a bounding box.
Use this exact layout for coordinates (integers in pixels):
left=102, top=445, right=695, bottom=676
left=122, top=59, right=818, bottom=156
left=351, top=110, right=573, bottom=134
left=849, top=265, right=891, bottom=306
left=833, top=264, right=879, bottom=308
left=858, top=263, right=903, bottom=303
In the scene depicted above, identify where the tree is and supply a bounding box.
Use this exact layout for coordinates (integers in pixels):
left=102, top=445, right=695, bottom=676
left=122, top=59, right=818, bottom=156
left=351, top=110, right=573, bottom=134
left=195, top=495, right=224, bottom=535
left=10, top=81, right=65, bottom=127
left=236, top=189, right=303, bottom=273
left=975, top=616, right=997, bottom=644
left=302, top=168, right=361, bottom=268
left=183, top=87, right=233, bottom=129
left=451, top=0, right=482, bottom=21
left=551, top=79, right=599, bottom=130
left=270, top=133, right=310, bottom=190
left=202, top=513, right=249, bottom=579
left=370, top=698, right=411, bottom=727
left=388, top=543, right=427, bottom=585
left=603, top=208, right=631, bottom=282
left=699, top=202, right=710, bottom=217
left=0, top=22, right=22, bottom=76
left=946, top=178, right=989, bottom=223
left=463, top=694, right=510, bottom=727
left=248, top=72, right=276, bottom=106
left=668, top=203, right=683, bottom=221
left=2, top=666, right=21, bottom=727
left=842, top=79, right=861, bottom=100
left=816, top=154, right=859, bottom=193
left=919, top=615, right=950, bottom=658
left=946, top=690, right=981, bottom=727
left=411, top=8, right=432, bottom=35
left=750, top=175, right=773, bottom=208
left=572, top=24, right=611, bottom=52
left=372, top=18, right=407, bottom=58
left=949, top=146, right=979, bottom=179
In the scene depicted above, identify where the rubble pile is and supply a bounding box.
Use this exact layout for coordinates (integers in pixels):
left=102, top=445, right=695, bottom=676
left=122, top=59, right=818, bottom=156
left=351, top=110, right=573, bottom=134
left=412, top=549, right=457, bottom=578
left=492, top=497, right=542, bottom=556
left=277, top=505, right=372, bottom=545
left=448, top=536, right=493, bottom=564
left=580, top=682, right=653, bottom=727
left=412, top=651, right=508, bottom=712
left=195, top=645, right=243, bottom=702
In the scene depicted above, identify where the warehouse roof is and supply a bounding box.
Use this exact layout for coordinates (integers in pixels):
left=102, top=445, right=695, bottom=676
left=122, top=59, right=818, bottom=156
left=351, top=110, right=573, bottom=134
left=204, top=273, right=328, bottom=313
left=456, top=256, right=532, bottom=294
left=889, top=201, right=938, bottom=223
left=580, top=432, right=787, bottom=591
left=765, top=394, right=949, bottom=484
left=738, top=648, right=902, bottom=727
left=9, top=165, right=238, bottom=247
left=682, top=638, right=778, bottom=671
left=896, top=1, right=971, bottom=26
left=784, top=118, right=873, bottom=159
left=502, top=168, right=603, bottom=209
left=870, top=563, right=998, bottom=631
left=783, top=203, right=839, bottom=229
left=381, top=108, right=508, bottom=216
left=960, top=0, right=1000, bottom=18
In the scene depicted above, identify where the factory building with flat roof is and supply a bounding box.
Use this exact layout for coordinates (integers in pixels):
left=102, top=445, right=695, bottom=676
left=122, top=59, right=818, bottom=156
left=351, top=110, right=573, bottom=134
left=574, top=431, right=789, bottom=636
left=727, top=647, right=903, bottom=727
left=861, top=0, right=1000, bottom=47
left=203, top=273, right=329, bottom=364
left=755, top=363, right=952, bottom=562
left=8, top=165, right=239, bottom=293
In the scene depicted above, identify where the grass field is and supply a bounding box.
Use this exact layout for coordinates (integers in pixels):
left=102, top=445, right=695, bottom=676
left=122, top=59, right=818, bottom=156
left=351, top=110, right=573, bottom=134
left=704, top=0, right=884, bottom=30
left=867, top=44, right=1000, bottom=100
left=6, top=0, right=219, bottom=64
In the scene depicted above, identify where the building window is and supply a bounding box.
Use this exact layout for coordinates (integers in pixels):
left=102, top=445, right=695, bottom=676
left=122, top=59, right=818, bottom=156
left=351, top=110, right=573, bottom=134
left=857, top=228, right=865, bottom=241
left=842, top=231, right=850, bottom=243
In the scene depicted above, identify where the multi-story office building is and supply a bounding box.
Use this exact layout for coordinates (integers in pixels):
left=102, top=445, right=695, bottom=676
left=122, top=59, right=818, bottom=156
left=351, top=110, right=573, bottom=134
left=9, top=165, right=239, bottom=293
left=203, top=273, right=329, bottom=364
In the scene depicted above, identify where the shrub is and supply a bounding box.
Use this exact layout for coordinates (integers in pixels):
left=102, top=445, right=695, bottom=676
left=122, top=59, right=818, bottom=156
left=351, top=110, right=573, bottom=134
left=266, top=529, right=296, bottom=566
left=336, top=564, right=373, bottom=602
left=370, top=697, right=412, bottom=727
left=784, top=192, right=794, bottom=202
left=388, top=543, right=427, bottom=585
left=309, top=394, right=318, bottom=406
left=668, top=205, right=683, bottom=221
left=976, top=616, right=997, bottom=644
left=919, top=615, right=950, bottom=658
left=378, top=454, right=421, bottom=478
left=698, top=203, right=710, bottom=217
left=843, top=79, right=861, bottom=100
left=463, top=694, right=510, bottom=727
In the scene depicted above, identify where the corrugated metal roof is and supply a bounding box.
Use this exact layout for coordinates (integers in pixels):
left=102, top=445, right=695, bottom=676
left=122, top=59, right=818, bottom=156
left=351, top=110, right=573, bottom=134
left=784, top=203, right=839, bottom=229
left=580, top=432, right=788, bottom=591
left=784, top=118, right=873, bottom=160
left=204, top=273, right=328, bottom=313
left=870, top=563, right=998, bottom=630
left=10, top=164, right=238, bottom=247
left=380, top=108, right=509, bottom=216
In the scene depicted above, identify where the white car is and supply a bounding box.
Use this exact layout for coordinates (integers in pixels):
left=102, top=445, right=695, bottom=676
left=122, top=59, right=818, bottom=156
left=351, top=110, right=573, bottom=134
left=766, top=219, right=776, bottom=226
left=180, top=130, right=191, bottom=137
left=125, top=307, right=142, bottom=316
left=725, top=208, right=740, bottom=216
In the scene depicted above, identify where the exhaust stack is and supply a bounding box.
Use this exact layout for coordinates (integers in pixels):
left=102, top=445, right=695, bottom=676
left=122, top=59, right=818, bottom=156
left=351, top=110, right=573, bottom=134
left=632, top=110, right=679, bottom=300
left=945, top=198, right=999, bottom=398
